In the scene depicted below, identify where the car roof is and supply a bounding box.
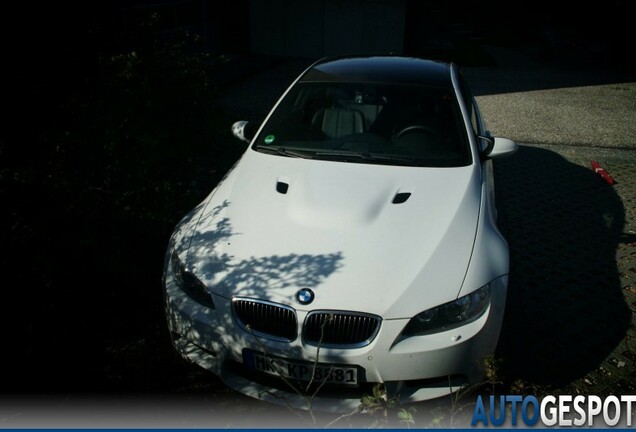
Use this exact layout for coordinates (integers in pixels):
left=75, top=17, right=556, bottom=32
left=300, top=56, right=453, bottom=87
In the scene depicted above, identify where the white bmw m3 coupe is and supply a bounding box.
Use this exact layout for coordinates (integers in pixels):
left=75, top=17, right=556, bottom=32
left=163, top=56, right=517, bottom=411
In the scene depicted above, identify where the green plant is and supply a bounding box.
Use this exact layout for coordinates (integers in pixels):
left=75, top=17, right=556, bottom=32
left=356, top=384, right=419, bottom=428
left=359, top=383, right=399, bottom=426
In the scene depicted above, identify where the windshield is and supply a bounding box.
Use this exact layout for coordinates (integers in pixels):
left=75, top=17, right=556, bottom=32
left=252, top=82, right=471, bottom=167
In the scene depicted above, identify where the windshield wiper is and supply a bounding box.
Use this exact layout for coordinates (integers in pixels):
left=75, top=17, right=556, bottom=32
left=366, top=152, right=423, bottom=166
left=315, top=150, right=420, bottom=166
left=254, top=145, right=314, bottom=159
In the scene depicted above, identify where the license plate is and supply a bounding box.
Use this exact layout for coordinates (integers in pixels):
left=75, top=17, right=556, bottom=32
left=243, top=350, right=358, bottom=386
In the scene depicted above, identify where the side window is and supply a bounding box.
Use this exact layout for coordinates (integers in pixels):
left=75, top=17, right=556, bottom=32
left=470, top=101, right=480, bottom=135
left=458, top=73, right=480, bottom=136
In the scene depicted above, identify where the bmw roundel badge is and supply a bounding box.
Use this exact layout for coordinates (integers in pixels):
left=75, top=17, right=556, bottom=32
left=296, top=288, right=315, bottom=305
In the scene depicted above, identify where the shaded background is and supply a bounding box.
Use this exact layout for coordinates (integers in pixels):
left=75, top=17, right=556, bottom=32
left=1, top=0, right=634, bottom=422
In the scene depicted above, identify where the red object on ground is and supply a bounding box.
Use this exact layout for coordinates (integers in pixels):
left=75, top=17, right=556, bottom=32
left=591, top=161, right=616, bottom=185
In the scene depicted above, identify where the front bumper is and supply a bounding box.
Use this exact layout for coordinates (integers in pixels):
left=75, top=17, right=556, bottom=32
left=164, top=261, right=507, bottom=412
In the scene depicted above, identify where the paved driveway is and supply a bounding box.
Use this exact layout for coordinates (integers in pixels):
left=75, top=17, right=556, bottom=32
left=494, top=144, right=636, bottom=395
left=463, top=48, right=636, bottom=395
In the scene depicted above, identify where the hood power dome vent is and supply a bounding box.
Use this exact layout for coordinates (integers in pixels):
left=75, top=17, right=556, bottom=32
left=276, top=181, right=289, bottom=194
left=392, top=192, right=412, bottom=204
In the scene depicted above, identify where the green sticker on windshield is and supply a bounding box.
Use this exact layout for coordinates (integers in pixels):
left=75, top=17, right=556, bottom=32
left=264, top=134, right=275, bottom=144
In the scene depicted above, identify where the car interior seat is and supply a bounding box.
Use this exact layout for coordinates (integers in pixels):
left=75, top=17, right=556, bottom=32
left=311, top=107, right=365, bottom=139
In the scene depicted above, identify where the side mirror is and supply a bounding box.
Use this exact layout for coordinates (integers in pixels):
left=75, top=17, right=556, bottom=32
left=479, top=136, right=518, bottom=159
left=231, top=120, right=255, bottom=143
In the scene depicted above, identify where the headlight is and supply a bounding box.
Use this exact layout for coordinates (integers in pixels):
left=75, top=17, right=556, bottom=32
left=170, top=251, right=215, bottom=309
left=399, top=285, right=490, bottom=338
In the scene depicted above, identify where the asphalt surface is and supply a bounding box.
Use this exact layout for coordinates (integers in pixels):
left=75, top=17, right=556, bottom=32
left=467, top=46, right=636, bottom=148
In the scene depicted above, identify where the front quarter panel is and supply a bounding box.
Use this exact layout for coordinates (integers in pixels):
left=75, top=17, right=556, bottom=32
left=459, top=160, right=509, bottom=297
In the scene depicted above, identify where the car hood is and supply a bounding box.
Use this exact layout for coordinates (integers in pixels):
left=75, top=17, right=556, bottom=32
left=179, top=150, right=482, bottom=319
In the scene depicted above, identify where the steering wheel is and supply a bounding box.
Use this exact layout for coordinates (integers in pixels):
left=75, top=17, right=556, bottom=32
left=395, top=125, right=440, bottom=140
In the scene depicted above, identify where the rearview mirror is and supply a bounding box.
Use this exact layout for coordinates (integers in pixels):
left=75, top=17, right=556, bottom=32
left=479, top=136, right=518, bottom=159
left=231, top=120, right=255, bottom=143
